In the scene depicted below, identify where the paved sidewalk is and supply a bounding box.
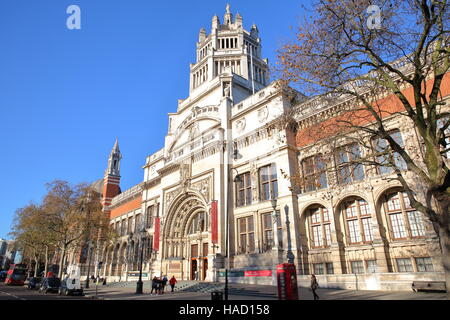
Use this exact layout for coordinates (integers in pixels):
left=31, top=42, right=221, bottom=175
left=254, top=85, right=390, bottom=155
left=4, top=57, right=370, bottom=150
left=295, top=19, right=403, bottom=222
left=84, top=282, right=446, bottom=300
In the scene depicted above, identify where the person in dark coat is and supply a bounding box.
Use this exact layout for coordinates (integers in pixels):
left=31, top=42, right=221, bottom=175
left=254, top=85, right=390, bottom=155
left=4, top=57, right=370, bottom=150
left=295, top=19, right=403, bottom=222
left=150, top=276, right=158, bottom=295
left=310, top=274, right=319, bottom=300
left=156, top=277, right=162, bottom=294
left=161, top=275, right=168, bottom=294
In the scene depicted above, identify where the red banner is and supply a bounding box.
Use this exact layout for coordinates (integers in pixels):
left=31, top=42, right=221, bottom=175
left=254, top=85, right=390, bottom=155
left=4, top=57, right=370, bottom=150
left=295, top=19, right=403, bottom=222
left=244, top=270, right=272, bottom=277
left=153, top=217, right=160, bottom=251
left=211, top=200, right=218, bottom=244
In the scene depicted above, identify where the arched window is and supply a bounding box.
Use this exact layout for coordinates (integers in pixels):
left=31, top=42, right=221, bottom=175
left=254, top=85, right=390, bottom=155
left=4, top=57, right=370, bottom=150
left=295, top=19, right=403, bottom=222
left=341, top=198, right=374, bottom=244
left=308, top=206, right=332, bottom=248
left=383, top=191, right=426, bottom=240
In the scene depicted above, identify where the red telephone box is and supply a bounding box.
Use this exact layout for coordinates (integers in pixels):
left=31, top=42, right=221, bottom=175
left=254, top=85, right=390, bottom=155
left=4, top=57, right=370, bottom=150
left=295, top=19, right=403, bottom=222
left=276, top=263, right=299, bottom=300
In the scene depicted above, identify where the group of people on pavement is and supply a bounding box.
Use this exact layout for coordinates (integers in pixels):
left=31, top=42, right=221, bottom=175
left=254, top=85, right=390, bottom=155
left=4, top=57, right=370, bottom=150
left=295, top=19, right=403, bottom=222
left=150, top=275, right=177, bottom=295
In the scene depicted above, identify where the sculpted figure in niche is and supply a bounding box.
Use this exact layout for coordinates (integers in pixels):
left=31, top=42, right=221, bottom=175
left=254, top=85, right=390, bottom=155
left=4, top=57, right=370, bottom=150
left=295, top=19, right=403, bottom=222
left=223, top=83, right=230, bottom=97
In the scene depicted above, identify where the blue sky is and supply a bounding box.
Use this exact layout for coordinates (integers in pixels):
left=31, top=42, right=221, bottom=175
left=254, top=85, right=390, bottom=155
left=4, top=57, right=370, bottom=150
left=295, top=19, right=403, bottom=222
left=0, top=0, right=308, bottom=239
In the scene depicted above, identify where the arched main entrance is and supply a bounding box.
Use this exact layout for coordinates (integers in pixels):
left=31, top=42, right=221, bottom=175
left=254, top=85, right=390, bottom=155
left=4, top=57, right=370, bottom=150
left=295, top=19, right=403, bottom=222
left=162, top=191, right=210, bottom=281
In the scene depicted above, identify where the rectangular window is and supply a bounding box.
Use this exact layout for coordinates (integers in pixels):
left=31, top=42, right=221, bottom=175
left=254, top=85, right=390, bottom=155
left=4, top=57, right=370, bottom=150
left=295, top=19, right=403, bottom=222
left=366, top=260, right=377, bottom=273
left=389, top=213, right=407, bottom=239
left=372, top=131, right=407, bottom=174
left=236, top=172, right=252, bottom=207
left=348, top=219, right=362, bottom=243
left=324, top=224, right=332, bottom=246
left=312, top=225, right=323, bottom=247
left=396, top=258, right=413, bottom=272
left=407, top=211, right=425, bottom=237
left=351, top=261, right=364, bottom=274
left=335, top=144, right=365, bottom=184
left=135, top=214, right=141, bottom=233
left=121, top=219, right=127, bottom=236
left=238, top=216, right=255, bottom=254
left=302, top=155, right=328, bottom=192
left=313, top=263, right=324, bottom=275
left=262, top=213, right=274, bottom=251
left=362, top=218, right=374, bottom=241
left=415, top=257, right=434, bottom=272
left=146, top=206, right=154, bottom=229
left=387, top=193, right=402, bottom=211
left=128, top=217, right=133, bottom=234
left=326, top=262, right=334, bottom=275
left=259, top=164, right=278, bottom=201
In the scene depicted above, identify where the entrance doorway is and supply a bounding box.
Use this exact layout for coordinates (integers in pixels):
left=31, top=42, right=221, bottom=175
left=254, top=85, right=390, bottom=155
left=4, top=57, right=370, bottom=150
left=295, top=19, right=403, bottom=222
left=191, top=259, right=197, bottom=280
left=202, top=259, right=208, bottom=280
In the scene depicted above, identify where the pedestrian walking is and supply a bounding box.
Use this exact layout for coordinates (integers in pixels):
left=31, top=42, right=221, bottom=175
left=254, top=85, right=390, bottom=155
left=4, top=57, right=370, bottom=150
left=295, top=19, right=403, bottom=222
left=151, top=276, right=158, bottom=295
left=103, top=277, right=107, bottom=285
left=169, top=276, right=177, bottom=293
left=161, top=275, right=168, bottom=294
left=157, top=277, right=163, bottom=294
left=310, top=274, right=319, bottom=300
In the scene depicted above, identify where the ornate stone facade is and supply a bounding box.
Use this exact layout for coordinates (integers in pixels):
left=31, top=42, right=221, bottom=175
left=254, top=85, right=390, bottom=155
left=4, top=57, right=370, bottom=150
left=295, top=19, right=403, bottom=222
left=94, top=5, right=449, bottom=291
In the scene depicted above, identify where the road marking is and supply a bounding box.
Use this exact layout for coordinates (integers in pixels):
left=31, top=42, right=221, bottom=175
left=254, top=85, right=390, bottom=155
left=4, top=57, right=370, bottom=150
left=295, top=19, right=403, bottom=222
left=0, top=290, right=27, bottom=300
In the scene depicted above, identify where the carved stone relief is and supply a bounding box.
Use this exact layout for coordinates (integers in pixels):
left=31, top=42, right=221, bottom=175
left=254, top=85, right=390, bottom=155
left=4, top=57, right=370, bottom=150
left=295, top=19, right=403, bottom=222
left=258, top=106, right=269, bottom=123
left=235, top=118, right=246, bottom=133
left=191, top=177, right=211, bottom=203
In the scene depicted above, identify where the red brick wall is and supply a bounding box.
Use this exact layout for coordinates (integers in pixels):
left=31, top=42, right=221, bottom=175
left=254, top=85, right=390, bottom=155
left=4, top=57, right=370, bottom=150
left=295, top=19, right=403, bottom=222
left=110, top=196, right=142, bottom=219
left=296, top=73, right=450, bottom=148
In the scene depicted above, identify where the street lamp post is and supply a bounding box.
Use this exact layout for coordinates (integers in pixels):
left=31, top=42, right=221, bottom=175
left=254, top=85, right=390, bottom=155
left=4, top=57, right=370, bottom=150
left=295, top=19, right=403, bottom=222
left=136, top=228, right=145, bottom=294
left=85, top=241, right=93, bottom=289
left=224, top=168, right=242, bottom=300
left=270, top=194, right=279, bottom=253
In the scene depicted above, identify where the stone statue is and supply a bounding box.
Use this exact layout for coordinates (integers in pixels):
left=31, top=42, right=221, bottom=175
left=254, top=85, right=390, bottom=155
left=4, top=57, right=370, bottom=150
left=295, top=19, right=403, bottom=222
left=224, top=83, right=230, bottom=97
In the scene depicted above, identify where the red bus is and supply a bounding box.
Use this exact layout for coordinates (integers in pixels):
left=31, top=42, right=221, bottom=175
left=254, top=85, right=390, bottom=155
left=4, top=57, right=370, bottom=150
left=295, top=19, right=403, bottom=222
left=5, top=264, right=28, bottom=285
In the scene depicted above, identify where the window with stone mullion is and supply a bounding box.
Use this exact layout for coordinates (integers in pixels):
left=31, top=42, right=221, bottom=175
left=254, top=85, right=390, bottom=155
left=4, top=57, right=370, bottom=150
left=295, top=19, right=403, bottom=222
left=309, top=207, right=331, bottom=248
left=146, top=206, right=154, bottom=229
left=262, top=213, right=274, bottom=251
left=372, top=130, right=407, bottom=175
left=238, top=216, right=255, bottom=254
left=335, top=144, right=365, bottom=185
left=236, top=172, right=252, bottom=207
left=302, top=155, right=328, bottom=192
left=259, top=164, right=278, bottom=201
left=385, top=191, right=425, bottom=240
left=415, top=257, right=434, bottom=272
left=343, top=199, right=373, bottom=244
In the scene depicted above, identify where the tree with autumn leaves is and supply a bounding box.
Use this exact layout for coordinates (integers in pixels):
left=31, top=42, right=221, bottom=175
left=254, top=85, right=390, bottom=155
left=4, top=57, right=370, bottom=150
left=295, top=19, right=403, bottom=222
left=10, top=180, right=115, bottom=278
left=277, top=0, right=449, bottom=296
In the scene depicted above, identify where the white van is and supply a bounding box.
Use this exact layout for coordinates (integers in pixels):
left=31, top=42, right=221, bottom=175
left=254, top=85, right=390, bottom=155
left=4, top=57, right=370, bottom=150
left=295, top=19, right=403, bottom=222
left=59, top=264, right=83, bottom=296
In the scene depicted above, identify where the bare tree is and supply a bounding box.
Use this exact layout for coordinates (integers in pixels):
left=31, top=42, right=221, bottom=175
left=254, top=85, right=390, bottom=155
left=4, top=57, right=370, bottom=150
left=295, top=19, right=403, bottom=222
left=277, top=0, right=449, bottom=297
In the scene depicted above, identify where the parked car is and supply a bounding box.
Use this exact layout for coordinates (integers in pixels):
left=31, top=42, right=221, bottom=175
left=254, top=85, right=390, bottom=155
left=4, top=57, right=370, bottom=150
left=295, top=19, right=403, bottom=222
left=39, top=277, right=61, bottom=294
left=59, top=278, right=83, bottom=296
left=27, top=277, right=42, bottom=290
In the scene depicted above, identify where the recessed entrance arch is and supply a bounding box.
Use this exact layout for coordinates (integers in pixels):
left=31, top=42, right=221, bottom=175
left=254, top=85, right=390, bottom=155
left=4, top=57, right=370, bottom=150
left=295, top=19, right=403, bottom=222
left=162, top=191, right=210, bottom=281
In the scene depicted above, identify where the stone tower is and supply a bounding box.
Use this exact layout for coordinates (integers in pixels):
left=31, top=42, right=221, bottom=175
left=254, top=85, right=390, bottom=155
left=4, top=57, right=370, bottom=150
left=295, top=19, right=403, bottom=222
left=189, top=4, right=269, bottom=97
left=102, top=139, right=122, bottom=216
